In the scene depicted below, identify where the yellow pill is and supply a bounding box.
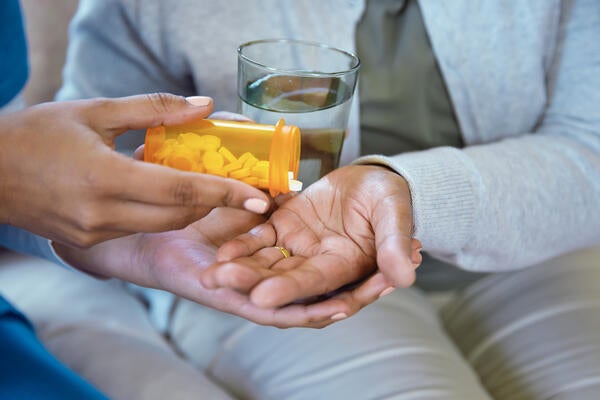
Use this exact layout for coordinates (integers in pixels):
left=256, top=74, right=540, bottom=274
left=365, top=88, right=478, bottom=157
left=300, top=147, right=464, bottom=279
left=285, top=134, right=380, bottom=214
left=258, top=178, right=270, bottom=189
left=153, top=148, right=170, bottom=163
left=153, top=139, right=178, bottom=162
left=251, top=161, right=269, bottom=179
left=166, top=155, right=194, bottom=171
left=202, top=151, right=224, bottom=169
left=218, top=146, right=237, bottom=164
left=238, top=152, right=253, bottom=164
left=256, top=160, right=269, bottom=168
left=229, top=168, right=251, bottom=179
left=243, top=155, right=258, bottom=169
left=177, top=145, right=202, bottom=163
left=206, top=168, right=227, bottom=177
left=192, top=163, right=206, bottom=173
left=242, top=176, right=259, bottom=187
left=223, top=160, right=243, bottom=173
left=178, top=132, right=204, bottom=148
left=199, top=135, right=221, bottom=151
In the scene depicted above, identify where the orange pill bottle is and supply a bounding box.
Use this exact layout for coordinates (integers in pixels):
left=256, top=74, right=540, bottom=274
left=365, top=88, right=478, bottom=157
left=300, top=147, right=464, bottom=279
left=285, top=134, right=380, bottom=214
left=144, top=118, right=301, bottom=196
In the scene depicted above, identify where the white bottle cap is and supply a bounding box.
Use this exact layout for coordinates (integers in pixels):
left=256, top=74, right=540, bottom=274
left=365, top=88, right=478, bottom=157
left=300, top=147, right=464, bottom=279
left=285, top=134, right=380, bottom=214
left=288, top=179, right=303, bottom=192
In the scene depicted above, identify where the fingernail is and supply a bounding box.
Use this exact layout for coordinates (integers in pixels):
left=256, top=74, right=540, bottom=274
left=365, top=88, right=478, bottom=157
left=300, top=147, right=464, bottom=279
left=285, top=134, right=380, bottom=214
left=248, top=225, right=265, bottom=236
left=331, top=312, right=348, bottom=321
left=378, top=286, right=395, bottom=298
left=185, top=96, right=212, bottom=106
left=416, top=247, right=423, bottom=253
left=244, top=198, right=269, bottom=214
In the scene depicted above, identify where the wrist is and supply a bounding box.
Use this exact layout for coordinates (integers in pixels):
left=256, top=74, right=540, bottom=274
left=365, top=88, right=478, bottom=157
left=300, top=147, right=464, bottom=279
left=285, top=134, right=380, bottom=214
left=54, top=233, right=151, bottom=286
left=51, top=241, right=110, bottom=279
left=0, top=116, right=12, bottom=224
left=0, top=111, right=28, bottom=225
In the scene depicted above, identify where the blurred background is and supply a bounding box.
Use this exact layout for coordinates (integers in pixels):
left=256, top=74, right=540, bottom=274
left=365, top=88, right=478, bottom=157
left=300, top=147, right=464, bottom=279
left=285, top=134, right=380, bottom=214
left=20, top=0, right=78, bottom=106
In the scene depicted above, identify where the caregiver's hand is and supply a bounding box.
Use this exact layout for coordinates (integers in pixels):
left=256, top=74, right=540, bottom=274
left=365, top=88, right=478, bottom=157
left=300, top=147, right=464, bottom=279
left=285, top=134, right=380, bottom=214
left=200, top=165, right=423, bottom=317
left=0, top=94, right=270, bottom=248
left=52, top=208, right=349, bottom=328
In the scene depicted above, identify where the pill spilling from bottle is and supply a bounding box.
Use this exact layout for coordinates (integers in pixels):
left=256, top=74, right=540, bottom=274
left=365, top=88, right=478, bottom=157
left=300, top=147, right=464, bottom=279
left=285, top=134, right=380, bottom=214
left=144, top=119, right=302, bottom=196
left=150, top=132, right=302, bottom=191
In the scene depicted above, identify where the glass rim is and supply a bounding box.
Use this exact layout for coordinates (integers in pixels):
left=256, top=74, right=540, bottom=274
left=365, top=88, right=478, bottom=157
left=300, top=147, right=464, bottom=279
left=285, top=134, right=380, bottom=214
left=237, top=38, right=360, bottom=78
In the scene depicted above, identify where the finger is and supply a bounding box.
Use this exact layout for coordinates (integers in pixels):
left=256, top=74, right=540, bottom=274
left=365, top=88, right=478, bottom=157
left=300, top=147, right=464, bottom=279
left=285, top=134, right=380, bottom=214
left=339, top=272, right=393, bottom=313
left=250, top=254, right=373, bottom=308
left=266, top=299, right=353, bottom=328
left=233, top=290, right=351, bottom=328
left=200, top=261, right=267, bottom=290
left=200, top=247, right=297, bottom=291
left=133, top=144, right=144, bottom=160
left=98, top=154, right=272, bottom=214
left=278, top=273, right=392, bottom=328
left=299, top=272, right=395, bottom=325
left=79, top=200, right=215, bottom=234
left=189, top=207, right=266, bottom=247
left=179, top=282, right=347, bottom=329
left=273, top=191, right=298, bottom=207
left=216, top=223, right=277, bottom=262
left=371, top=197, right=415, bottom=287
left=223, top=289, right=350, bottom=329
left=411, top=238, right=423, bottom=267
left=85, top=93, right=214, bottom=136
left=163, top=250, right=349, bottom=329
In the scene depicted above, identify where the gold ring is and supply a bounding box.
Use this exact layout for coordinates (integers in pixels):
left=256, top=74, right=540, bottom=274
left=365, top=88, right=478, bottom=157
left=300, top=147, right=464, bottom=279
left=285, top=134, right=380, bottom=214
left=275, top=246, right=291, bottom=259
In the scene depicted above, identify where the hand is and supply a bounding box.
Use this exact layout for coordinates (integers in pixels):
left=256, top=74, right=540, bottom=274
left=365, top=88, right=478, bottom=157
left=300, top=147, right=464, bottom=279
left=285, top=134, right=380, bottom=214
left=200, top=165, right=423, bottom=316
left=0, top=94, right=270, bottom=247
left=53, top=208, right=352, bottom=328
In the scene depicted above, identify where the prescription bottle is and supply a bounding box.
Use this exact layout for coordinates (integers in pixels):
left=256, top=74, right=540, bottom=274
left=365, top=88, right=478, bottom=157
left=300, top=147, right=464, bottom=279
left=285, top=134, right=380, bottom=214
left=144, top=118, right=301, bottom=196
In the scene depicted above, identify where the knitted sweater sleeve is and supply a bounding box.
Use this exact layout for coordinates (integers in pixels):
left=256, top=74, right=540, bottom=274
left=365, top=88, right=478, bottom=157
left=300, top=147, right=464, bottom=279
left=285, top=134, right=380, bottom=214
left=355, top=0, right=600, bottom=272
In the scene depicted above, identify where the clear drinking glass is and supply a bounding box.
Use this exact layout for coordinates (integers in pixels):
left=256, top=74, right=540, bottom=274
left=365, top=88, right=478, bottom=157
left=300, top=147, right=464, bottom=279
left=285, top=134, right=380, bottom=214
left=238, top=39, right=360, bottom=187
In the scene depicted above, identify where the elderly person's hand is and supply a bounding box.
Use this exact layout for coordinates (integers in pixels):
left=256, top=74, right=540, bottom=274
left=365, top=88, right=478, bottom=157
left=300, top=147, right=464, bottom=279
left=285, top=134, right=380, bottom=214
left=0, top=94, right=270, bottom=248
left=52, top=207, right=353, bottom=328
left=199, top=165, right=423, bottom=319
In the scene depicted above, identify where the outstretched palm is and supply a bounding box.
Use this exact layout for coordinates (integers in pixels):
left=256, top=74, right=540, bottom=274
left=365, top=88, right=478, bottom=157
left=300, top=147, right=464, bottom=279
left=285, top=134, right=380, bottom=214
left=57, top=207, right=354, bottom=328
left=201, top=165, right=422, bottom=312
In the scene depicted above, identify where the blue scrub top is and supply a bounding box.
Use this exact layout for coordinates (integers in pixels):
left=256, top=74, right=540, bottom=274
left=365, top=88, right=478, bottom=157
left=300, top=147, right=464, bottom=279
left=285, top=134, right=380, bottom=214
left=0, top=0, right=29, bottom=107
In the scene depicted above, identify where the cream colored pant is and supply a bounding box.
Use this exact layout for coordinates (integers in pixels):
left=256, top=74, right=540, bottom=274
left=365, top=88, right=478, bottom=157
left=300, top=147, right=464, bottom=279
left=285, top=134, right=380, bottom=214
left=1, top=247, right=600, bottom=400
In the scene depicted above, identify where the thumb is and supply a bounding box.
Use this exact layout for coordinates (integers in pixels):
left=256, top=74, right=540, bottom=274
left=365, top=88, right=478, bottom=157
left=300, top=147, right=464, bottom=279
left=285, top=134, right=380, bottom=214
left=132, top=144, right=144, bottom=160
left=85, top=93, right=214, bottom=136
left=371, top=198, right=416, bottom=288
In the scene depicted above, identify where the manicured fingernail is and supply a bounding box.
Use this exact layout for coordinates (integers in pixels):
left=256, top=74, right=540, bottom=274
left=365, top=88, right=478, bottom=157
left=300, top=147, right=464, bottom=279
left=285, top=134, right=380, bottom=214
left=185, top=96, right=212, bottom=106
left=331, top=312, right=348, bottom=321
left=243, top=198, right=269, bottom=214
left=378, top=286, right=395, bottom=298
